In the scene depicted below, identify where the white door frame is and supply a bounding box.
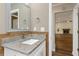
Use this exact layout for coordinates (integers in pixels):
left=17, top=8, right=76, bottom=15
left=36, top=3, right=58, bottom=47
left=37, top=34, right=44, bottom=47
left=72, top=4, right=79, bottom=56
left=49, top=3, right=55, bottom=56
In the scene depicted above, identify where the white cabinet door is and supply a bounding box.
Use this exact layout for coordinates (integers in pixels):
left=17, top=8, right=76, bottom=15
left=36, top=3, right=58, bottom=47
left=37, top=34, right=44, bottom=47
left=4, top=48, right=26, bottom=56
left=34, top=45, right=44, bottom=56
left=4, top=48, right=16, bottom=56
left=31, top=41, right=46, bottom=56
left=35, top=41, right=46, bottom=56
left=15, top=52, right=26, bottom=56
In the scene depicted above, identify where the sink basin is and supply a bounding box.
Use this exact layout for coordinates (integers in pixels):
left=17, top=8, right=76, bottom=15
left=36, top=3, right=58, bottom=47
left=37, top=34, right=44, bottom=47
left=22, top=39, right=39, bottom=45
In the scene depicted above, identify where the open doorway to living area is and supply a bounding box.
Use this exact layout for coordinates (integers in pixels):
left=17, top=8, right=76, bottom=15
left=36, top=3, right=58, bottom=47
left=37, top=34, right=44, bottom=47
left=52, top=3, right=76, bottom=56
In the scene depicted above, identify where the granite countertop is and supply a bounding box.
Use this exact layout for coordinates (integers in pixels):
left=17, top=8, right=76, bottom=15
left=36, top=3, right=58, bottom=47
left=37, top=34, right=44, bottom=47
left=2, top=34, right=46, bottom=56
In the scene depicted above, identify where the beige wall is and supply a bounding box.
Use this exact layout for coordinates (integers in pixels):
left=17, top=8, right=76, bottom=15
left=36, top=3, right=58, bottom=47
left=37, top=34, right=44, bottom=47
left=0, top=4, right=10, bottom=34
left=30, top=3, right=49, bottom=32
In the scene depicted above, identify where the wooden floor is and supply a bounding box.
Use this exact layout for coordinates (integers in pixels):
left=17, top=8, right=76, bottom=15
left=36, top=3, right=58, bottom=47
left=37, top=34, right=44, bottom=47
left=52, top=50, right=72, bottom=56
left=54, top=34, right=72, bottom=56
left=0, top=47, right=4, bottom=56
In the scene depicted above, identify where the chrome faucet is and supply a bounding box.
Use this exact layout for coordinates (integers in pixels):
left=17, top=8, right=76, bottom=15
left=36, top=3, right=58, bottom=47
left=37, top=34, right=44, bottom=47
left=22, top=34, right=25, bottom=39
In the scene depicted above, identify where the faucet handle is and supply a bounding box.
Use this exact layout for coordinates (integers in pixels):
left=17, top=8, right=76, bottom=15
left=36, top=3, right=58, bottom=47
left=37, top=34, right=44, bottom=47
left=21, top=34, right=25, bottom=39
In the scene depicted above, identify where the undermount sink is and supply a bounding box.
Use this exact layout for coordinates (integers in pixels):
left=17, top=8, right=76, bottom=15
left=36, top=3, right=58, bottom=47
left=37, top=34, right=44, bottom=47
left=22, top=39, right=39, bottom=45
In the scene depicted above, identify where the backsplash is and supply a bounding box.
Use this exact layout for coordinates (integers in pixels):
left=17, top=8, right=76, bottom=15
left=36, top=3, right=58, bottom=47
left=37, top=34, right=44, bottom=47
left=0, top=31, right=48, bottom=45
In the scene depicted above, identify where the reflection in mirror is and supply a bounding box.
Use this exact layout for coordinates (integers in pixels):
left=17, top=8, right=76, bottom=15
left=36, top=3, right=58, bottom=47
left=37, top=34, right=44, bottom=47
left=11, top=9, right=19, bottom=29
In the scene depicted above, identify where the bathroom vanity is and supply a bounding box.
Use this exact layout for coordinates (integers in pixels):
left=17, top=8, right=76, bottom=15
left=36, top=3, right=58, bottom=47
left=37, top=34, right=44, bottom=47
left=0, top=3, right=49, bottom=56
left=2, top=34, right=46, bottom=56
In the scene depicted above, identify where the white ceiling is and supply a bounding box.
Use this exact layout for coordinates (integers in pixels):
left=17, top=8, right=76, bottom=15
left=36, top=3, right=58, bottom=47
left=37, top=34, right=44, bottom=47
left=52, top=3, right=76, bottom=22
left=53, top=3, right=76, bottom=13
left=52, top=3, right=64, bottom=6
left=52, top=3, right=76, bottom=7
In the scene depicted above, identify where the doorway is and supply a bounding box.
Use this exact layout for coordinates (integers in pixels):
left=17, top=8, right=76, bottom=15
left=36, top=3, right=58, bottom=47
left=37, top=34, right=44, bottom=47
left=53, top=10, right=73, bottom=56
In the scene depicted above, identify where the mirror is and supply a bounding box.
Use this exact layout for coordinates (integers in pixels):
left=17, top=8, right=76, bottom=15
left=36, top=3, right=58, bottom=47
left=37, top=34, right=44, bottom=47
left=10, top=3, right=31, bottom=31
